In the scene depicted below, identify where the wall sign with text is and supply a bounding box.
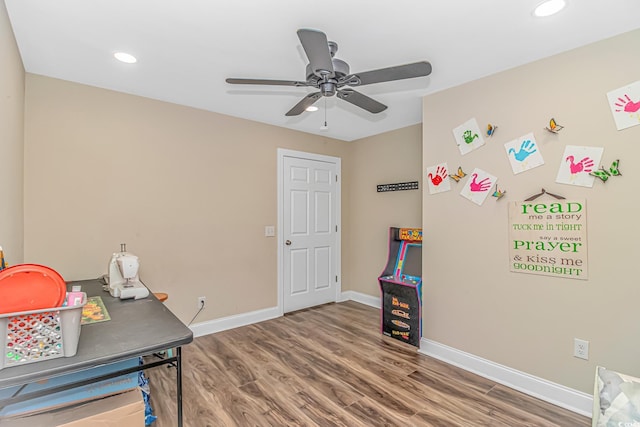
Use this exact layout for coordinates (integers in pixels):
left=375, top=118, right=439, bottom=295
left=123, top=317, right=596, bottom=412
left=508, top=199, right=588, bottom=280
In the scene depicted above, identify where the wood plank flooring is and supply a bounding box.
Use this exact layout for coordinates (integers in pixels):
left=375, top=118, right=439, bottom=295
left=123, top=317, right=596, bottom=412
left=144, top=301, right=590, bottom=426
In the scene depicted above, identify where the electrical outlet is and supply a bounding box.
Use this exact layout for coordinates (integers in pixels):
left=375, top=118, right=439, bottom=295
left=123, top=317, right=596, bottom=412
left=574, top=338, right=589, bottom=360
left=197, top=296, right=206, bottom=310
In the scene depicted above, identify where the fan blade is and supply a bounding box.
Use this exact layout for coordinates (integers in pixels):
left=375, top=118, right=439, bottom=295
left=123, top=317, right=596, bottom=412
left=297, top=29, right=334, bottom=77
left=285, top=92, right=323, bottom=116
left=337, top=89, right=387, bottom=114
left=345, top=61, right=432, bottom=87
left=226, top=78, right=308, bottom=87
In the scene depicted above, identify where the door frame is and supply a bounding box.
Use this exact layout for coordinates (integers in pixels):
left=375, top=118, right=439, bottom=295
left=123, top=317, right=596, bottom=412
left=277, top=148, right=342, bottom=315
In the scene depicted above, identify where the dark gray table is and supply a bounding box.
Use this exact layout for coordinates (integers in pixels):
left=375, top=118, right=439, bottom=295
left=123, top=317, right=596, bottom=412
left=0, top=278, right=193, bottom=426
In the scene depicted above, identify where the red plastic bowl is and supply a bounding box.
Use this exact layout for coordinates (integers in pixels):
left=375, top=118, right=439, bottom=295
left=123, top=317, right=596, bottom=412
left=0, top=264, right=66, bottom=314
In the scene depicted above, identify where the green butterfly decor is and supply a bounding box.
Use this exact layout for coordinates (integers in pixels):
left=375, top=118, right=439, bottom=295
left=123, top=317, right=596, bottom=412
left=590, top=159, right=621, bottom=183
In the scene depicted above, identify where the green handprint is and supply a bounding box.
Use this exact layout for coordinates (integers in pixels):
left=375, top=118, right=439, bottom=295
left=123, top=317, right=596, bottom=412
left=463, top=130, right=478, bottom=144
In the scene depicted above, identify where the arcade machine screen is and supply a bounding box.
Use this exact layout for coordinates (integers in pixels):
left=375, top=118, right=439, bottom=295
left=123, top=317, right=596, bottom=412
left=400, top=244, right=422, bottom=281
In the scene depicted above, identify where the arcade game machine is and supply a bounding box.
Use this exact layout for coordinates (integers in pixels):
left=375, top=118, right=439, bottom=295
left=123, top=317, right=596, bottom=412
left=378, top=227, right=422, bottom=347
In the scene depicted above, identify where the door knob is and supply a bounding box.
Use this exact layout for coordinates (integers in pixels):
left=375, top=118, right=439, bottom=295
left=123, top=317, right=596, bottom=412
left=285, top=240, right=292, bottom=245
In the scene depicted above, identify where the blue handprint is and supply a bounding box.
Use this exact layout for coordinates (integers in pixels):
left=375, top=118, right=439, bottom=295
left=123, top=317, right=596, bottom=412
left=508, top=140, right=537, bottom=162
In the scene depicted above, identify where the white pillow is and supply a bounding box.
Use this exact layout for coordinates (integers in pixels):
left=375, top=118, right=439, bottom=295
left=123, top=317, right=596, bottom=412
left=593, top=366, right=640, bottom=427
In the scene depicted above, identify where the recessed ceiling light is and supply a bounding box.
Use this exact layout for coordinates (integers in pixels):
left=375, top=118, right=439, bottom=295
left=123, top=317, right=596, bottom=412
left=114, top=52, right=137, bottom=64
left=534, top=0, right=566, bottom=17
left=306, top=106, right=318, bottom=112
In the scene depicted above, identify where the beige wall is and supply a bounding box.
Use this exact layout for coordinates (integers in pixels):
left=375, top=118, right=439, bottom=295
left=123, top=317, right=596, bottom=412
left=20, top=74, right=423, bottom=332
left=347, top=125, right=422, bottom=295
left=0, top=0, right=24, bottom=265
left=23, top=74, right=352, bottom=323
left=422, top=29, right=640, bottom=394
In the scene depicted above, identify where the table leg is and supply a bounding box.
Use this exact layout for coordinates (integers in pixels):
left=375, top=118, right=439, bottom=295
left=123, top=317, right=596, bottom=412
left=177, top=346, right=183, bottom=427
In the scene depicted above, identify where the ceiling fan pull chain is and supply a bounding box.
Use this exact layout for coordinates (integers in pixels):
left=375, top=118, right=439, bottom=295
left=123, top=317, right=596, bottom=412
left=321, top=97, right=329, bottom=131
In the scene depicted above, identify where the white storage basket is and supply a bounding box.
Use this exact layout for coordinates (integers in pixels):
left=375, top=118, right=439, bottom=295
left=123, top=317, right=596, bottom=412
left=0, top=293, right=86, bottom=370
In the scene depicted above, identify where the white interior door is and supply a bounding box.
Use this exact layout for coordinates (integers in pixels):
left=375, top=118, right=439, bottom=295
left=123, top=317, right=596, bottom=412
left=280, top=152, right=340, bottom=313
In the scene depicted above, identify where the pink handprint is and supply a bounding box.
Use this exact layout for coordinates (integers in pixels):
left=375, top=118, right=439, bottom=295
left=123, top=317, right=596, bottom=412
left=469, top=173, right=491, bottom=192
left=428, top=166, right=447, bottom=186
left=615, top=94, right=640, bottom=113
left=565, top=155, right=594, bottom=174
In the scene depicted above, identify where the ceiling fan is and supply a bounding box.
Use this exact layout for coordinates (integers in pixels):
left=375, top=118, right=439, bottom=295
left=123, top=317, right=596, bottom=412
left=226, top=29, right=432, bottom=116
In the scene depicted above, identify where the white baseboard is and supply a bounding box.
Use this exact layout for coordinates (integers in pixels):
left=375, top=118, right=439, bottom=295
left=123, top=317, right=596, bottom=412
left=419, top=338, right=593, bottom=417
left=340, top=290, right=381, bottom=308
left=189, top=306, right=281, bottom=338
left=191, top=292, right=377, bottom=337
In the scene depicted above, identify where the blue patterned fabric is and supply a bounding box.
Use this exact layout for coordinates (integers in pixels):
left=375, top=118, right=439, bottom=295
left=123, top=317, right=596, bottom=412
left=138, top=357, right=157, bottom=426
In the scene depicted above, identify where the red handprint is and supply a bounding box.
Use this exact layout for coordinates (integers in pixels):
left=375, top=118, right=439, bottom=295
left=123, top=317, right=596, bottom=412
left=469, top=173, right=491, bottom=192
left=565, top=155, right=594, bottom=174
left=615, top=94, right=640, bottom=113
left=428, top=166, right=447, bottom=186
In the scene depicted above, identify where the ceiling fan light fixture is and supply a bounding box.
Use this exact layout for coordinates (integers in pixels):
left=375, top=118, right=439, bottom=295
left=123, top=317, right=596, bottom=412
left=533, top=0, right=566, bottom=17
left=306, top=106, right=318, bottom=112
left=114, top=52, right=137, bottom=63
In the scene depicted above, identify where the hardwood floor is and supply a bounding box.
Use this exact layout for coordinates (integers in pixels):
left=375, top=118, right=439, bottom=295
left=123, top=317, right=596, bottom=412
left=144, top=301, right=590, bottom=426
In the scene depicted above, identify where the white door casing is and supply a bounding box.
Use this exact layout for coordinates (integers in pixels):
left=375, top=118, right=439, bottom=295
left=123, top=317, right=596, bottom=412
left=278, top=149, right=341, bottom=313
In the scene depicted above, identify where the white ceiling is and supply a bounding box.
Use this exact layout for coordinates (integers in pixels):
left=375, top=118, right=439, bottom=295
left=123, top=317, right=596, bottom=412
left=5, top=0, right=640, bottom=141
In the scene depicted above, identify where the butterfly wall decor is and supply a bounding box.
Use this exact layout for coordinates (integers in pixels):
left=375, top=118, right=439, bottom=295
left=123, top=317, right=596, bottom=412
left=590, top=159, right=622, bottom=183
left=449, top=166, right=467, bottom=182
left=492, top=188, right=506, bottom=200
left=486, top=123, right=498, bottom=137
left=545, top=118, right=564, bottom=134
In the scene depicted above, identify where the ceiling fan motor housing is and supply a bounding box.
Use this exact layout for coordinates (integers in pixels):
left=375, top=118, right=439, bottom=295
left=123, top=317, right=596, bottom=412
left=330, top=58, right=349, bottom=78
left=306, top=58, right=350, bottom=97
left=305, top=58, right=349, bottom=82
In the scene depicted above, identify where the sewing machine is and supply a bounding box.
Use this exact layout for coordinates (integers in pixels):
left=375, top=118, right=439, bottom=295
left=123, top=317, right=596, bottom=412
left=107, top=244, right=149, bottom=300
